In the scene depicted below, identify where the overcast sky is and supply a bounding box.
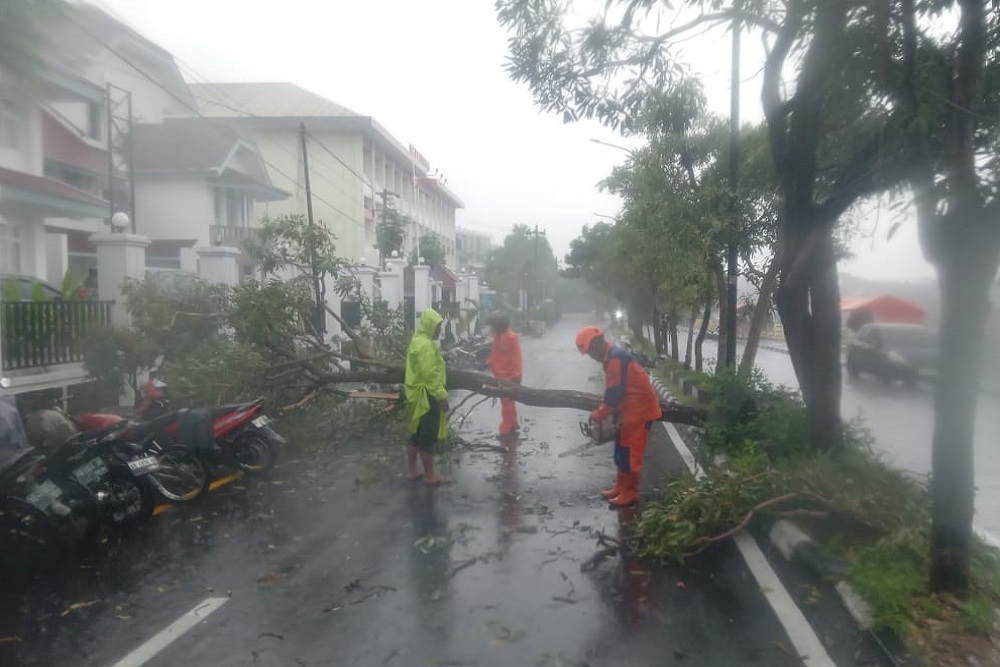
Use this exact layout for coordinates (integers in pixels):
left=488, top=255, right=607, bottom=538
left=94, top=0, right=936, bottom=284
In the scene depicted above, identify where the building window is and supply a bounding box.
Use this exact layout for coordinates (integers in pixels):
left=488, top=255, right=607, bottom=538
left=0, top=101, right=20, bottom=149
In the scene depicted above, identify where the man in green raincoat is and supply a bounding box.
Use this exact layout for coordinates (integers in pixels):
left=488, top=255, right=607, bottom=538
left=404, top=308, right=451, bottom=484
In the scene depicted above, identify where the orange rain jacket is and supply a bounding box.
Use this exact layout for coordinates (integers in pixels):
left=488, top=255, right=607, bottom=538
left=591, top=345, right=662, bottom=428
left=486, top=329, right=523, bottom=382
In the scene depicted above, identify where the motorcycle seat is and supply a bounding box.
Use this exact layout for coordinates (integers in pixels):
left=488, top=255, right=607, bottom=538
left=69, top=419, right=130, bottom=446
left=203, top=400, right=262, bottom=418
left=124, top=411, right=182, bottom=440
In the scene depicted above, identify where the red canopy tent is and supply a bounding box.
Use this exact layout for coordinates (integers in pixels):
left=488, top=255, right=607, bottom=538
left=840, top=294, right=926, bottom=326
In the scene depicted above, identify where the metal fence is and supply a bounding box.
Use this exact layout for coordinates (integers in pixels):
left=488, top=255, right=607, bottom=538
left=1, top=300, right=114, bottom=370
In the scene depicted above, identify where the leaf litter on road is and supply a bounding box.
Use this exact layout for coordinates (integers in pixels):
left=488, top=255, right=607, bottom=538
left=414, top=534, right=452, bottom=553
left=478, top=619, right=527, bottom=648
left=60, top=599, right=99, bottom=617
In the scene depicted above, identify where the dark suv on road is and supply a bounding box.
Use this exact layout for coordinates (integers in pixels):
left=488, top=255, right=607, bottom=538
left=846, top=322, right=938, bottom=385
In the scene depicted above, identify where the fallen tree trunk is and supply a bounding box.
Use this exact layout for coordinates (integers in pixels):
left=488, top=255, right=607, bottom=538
left=313, top=365, right=707, bottom=426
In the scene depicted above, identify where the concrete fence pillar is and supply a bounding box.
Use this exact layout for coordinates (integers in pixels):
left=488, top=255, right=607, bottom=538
left=413, top=264, right=431, bottom=318
left=378, top=271, right=403, bottom=310
left=90, top=232, right=151, bottom=325
left=196, top=245, right=241, bottom=286
left=355, top=265, right=377, bottom=304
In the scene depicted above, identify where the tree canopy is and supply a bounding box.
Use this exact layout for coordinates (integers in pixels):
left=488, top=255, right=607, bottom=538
left=496, top=0, right=1000, bottom=592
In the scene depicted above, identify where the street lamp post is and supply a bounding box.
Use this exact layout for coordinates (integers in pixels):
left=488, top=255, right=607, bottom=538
left=724, top=2, right=742, bottom=370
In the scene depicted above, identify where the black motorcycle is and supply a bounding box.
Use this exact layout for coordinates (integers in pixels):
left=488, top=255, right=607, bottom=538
left=42, top=420, right=158, bottom=538
left=0, top=446, right=95, bottom=578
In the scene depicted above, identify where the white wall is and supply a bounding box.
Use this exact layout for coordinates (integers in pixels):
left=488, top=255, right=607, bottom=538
left=0, top=93, right=43, bottom=174
left=252, top=129, right=369, bottom=263
left=19, top=222, right=48, bottom=281
left=45, top=233, right=69, bottom=286
left=83, top=54, right=184, bottom=124
left=135, top=177, right=214, bottom=245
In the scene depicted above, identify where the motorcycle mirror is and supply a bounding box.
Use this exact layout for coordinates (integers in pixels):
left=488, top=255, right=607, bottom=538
left=0, top=378, right=10, bottom=389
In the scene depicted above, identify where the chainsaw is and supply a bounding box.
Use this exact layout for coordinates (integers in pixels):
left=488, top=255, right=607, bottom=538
left=559, top=415, right=620, bottom=458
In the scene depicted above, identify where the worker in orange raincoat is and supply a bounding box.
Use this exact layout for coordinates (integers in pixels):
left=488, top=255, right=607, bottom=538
left=485, top=311, right=523, bottom=436
left=576, top=325, right=662, bottom=506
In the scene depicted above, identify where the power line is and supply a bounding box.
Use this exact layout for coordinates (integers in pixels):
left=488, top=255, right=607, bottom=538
left=305, top=130, right=373, bottom=189
left=64, top=9, right=361, bottom=229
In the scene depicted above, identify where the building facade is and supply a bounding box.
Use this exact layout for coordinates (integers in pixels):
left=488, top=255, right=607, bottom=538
left=190, top=82, right=464, bottom=267
left=456, top=227, right=493, bottom=273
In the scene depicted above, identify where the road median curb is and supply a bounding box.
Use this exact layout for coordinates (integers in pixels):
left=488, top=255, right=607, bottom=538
left=650, top=370, right=877, bottom=635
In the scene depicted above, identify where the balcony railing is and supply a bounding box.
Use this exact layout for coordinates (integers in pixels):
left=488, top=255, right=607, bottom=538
left=2, top=300, right=114, bottom=371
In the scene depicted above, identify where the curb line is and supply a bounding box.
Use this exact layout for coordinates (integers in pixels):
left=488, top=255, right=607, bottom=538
left=650, top=369, right=876, bottom=634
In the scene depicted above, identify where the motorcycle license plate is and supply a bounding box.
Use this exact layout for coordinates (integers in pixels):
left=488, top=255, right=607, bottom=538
left=26, top=480, right=63, bottom=510
left=127, top=455, right=159, bottom=475
left=72, top=457, right=109, bottom=486
left=251, top=415, right=271, bottom=428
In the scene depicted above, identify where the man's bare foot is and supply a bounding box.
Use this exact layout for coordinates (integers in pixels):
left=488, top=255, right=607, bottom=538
left=405, top=471, right=423, bottom=481
left=423, top=474, right=452, bottom=485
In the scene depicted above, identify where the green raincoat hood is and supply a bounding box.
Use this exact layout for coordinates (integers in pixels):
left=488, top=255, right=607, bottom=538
left=417, top=308, right=443, bottom=339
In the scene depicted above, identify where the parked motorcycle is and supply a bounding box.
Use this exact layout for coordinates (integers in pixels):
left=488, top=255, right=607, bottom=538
left=28, top=402, right=212, bottom=504
left=444, top=335, right=491, bottom=371
left=0, top=379, right=94, bottom=578
left=40, top=419, right=158, bottom=536
left=75, top=375, right=282, bottom=477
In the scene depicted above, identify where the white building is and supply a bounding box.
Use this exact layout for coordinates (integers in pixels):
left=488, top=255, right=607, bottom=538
left=0, top=65, right=114, bottom=391
left=456, top=227, right=493, bottom=272
left=44, top=5, right=284, bottom=281
left=189, top=82, right=464, bottom=267
left=131, top=118, right=288, bottom=276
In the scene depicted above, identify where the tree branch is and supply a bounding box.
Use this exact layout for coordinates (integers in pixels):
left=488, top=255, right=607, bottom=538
left=761, top=0, right=803, bottom=170
left=308, top=364, right=708, bottom=426
left=324, top=304, right=370, bottom=358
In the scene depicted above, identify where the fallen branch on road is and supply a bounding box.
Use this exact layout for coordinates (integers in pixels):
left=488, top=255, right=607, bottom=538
left=307, top=360, right=707, bottom=426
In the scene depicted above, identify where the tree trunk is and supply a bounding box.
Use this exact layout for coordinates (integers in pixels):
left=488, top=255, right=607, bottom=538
left=651, top=306, right=664, bottom=353
left=714, top=262, right=727, bottom=372
left=695, top=289, right=712, bottom=373
left=312, top=365, right=708, bottom=425
left=669, top=315, right=680, bottom=361
left=739, top=258, right=780, bottom=376
left=775, top=229, right=843, bottom=451
left=628, top=309, right=643, bottom=341
left=928, top=229, right=998, bottom=593
left=684, top=309, right=696, bottom=369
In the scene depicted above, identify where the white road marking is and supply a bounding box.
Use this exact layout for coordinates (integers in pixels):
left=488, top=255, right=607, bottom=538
left=663, top=422, right=702, bottom=477
left=658, top=422, right=838, bottom=667
left=110, top=597, right=228, bottom=667
left=733, top=532, right=838, bottom=666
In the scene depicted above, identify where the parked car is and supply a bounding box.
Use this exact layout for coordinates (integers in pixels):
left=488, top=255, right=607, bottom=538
left=0, top=274, right=63, bottom=301
left=846, top=322, right=938, bottom=385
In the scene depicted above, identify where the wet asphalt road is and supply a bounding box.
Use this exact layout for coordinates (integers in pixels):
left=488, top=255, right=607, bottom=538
left=1, top=315, right=899, bottom=667
left=732, top=345, right=1000, bottom=539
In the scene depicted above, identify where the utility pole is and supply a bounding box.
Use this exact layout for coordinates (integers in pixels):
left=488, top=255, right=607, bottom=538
left=377, top=188, right=391, bottom=266
left=299, top=123, right=325, bottom=334
left=527, top=225, right=546, bottom=314
left=724, top=2, right=742, bottom=369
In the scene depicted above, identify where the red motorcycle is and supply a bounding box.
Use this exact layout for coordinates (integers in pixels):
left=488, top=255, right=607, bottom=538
left=76, top=377, right=282, bottom=483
